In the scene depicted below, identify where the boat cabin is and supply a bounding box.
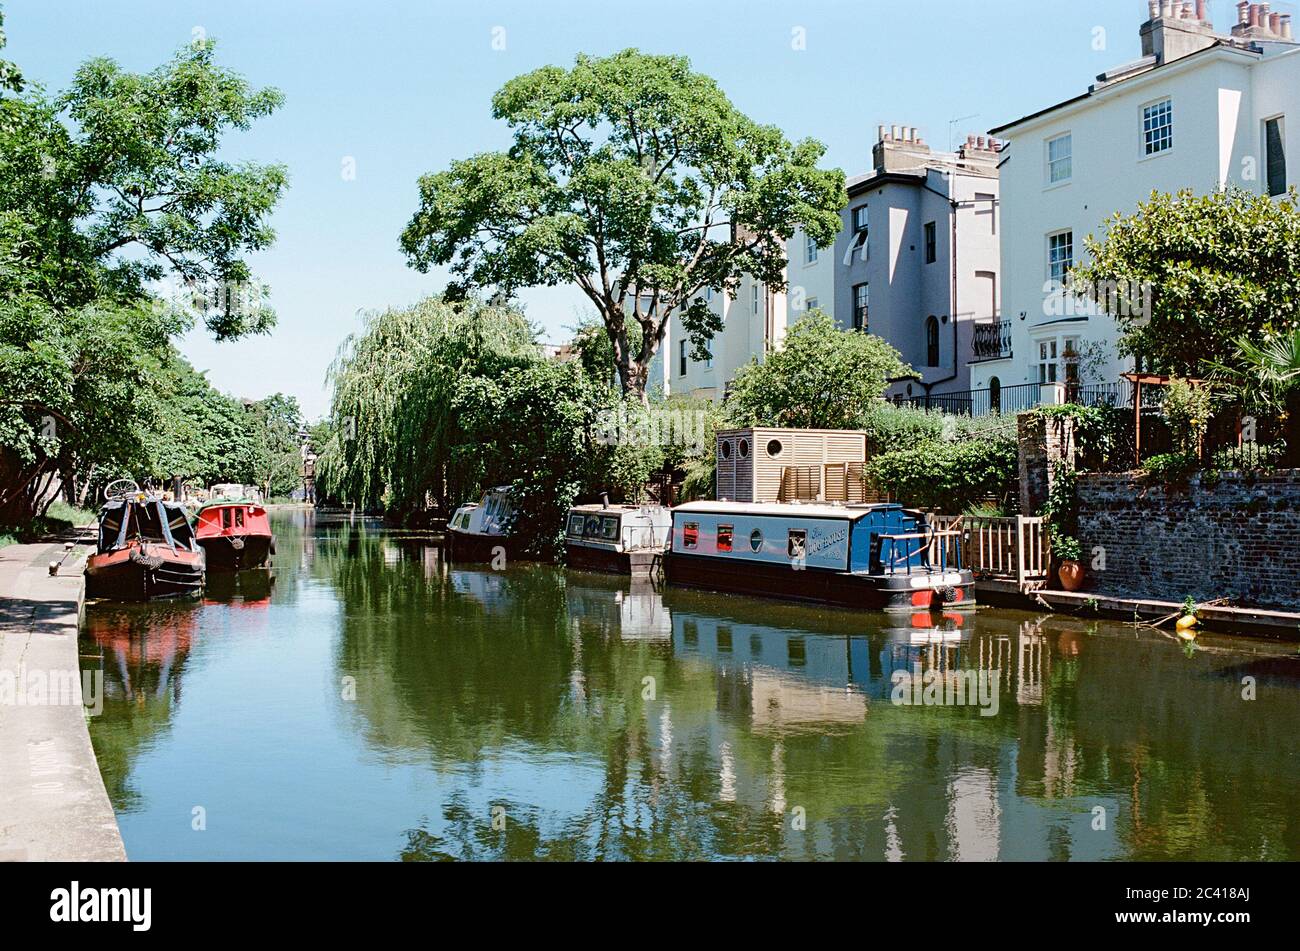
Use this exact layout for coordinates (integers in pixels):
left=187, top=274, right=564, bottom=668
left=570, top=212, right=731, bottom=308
left=447, top=487, right=521, bottom=562
left=665, top=501, right=973, bottom=612
left=97, top=497, right=200, bottom=554
left=564, top=503, right=671, bottom=577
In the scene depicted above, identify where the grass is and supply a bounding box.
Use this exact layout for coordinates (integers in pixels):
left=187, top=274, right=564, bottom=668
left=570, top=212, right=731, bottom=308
left=0, top=500, right=97, bottom=549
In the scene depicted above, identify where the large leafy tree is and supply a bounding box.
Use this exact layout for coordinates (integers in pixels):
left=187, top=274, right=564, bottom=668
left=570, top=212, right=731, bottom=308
left=400, top=49, right=846, bottom=402
left=0, top=18, right=287, bottom=524
left=725, top=312, right=909, bottom=429
left=1074, top=187, right=1300, bottom=376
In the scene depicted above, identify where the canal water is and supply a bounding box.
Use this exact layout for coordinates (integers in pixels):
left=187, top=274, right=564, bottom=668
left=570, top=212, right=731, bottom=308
left=81, top=509, right=1300, bottom=861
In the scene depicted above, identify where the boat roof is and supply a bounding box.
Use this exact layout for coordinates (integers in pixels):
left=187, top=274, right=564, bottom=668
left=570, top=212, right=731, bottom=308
left=672, top=500, right=906, bottom=521
left=569, top=503, right=665, bottom=515
left=199, top=498, right=264, bottom=510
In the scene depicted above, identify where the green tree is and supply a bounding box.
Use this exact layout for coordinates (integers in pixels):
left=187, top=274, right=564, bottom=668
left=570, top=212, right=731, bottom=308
left=1074, top=187, right=1300, bottom=376
left=246, top=393, right=303, bottom=498
left=1206, top=328, right=1300, bottom=413
left=725, top=312, right=909, bottom=429
left=400, top=49, right=845, bottom=402
left=0, top=20, right=287, bottom=524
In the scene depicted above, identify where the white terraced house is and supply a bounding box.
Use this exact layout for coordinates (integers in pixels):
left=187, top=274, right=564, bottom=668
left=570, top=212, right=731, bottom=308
left=971, top=0, right=1298, bottom=413
left=788, top=126, right=1003, bottom=411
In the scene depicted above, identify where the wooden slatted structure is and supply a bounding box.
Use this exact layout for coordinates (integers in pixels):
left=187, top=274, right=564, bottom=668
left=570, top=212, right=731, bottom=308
left=717, top=428, right=867, bottom=503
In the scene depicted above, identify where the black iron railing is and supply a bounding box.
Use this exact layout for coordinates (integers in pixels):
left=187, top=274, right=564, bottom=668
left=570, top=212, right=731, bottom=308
left=971, top=321, right=1012, bottom=361
left=891, top=381, right=1043, bottom=417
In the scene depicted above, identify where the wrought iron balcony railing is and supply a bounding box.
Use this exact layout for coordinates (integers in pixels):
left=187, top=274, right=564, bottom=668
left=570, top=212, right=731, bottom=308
left=971, top=320, right=1012, bottom=361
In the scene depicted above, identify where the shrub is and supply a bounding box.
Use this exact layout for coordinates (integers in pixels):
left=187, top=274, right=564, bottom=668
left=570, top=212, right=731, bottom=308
left=865, top=437, right=1018, bottom=513
left=1141, top=451, right=1200, bottom=484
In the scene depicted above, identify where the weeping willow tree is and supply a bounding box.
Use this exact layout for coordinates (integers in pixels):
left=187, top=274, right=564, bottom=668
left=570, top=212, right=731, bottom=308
left=322, top=296, right=539, bottom=515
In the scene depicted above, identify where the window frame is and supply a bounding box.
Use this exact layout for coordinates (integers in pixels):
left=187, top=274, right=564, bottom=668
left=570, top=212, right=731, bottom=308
left=852, top=282, right=869, bottom=332
left=678, top=339, right=687, bottom=376
left=1265, top=115, right=1287, bottom=198
left=805, top=234, right=818, bottom=265
left=925, top=316, right=940, bottom=368
left=924, top=222, right=937, bottom=264
left=717, top=524, right=734, bottom=553
left=1047, top=229, right=1074, bottom=286
left=1046, top=132, right=1073, bottom=184
left=1141, top=97, right=1173, bottom=158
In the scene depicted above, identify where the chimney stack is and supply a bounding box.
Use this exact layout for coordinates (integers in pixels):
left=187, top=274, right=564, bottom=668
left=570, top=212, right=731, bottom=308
left=1142, top=0, right=1221, bottom=61
left=873, top=122, right=933, bottom=173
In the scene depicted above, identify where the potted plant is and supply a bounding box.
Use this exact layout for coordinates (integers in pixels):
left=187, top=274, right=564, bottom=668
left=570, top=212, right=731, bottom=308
left=1054, top=535, right=1085, bottom=591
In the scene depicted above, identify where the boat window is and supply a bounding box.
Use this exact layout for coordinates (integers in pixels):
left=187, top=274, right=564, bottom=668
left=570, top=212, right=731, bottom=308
left=720, top=440, right=732, bottom=460
left=717, top=524, right=734, bottom=553
left=222, top=508, right=232, bottom=529
left=601, top=516, right=619, bottom=541
left=749, top=529, right=763, bottom=553
left=683, top=522, right=699, bottom=549
left=568, top=514, right=585, bottom=536
left=788, top=530, right=807, bottom=560
left=766, top=439, right=783, bottom=457
left=235, top=508, right=244, bottom=528
left=584, top=515, right=602, bottom=537
left=738, top=439, right=749, bottom=458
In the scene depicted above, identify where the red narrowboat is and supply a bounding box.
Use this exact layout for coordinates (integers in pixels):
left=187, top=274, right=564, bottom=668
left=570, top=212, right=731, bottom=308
left=86, top=495, right=206, bottom=601
left=194, top=500, right=275, bottom=571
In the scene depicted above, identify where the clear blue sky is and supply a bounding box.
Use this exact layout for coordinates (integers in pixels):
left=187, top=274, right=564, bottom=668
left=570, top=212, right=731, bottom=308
left=3, top=0, right=1231, bottom=419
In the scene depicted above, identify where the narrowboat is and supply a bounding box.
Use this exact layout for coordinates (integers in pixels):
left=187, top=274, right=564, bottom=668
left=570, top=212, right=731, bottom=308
left=194, top=499, right=275, bottom=571
left=86, top=495, right=206, bottom=601
left=446, top=486, right=525, bottom=563
left=563, top=502, right=671, bottom=577
left=664, top=501, right=974, bottom=613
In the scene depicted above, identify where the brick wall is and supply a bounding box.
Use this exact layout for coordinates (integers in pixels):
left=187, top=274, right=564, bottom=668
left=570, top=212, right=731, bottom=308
left=1077, top=471, right=1300, bottom=610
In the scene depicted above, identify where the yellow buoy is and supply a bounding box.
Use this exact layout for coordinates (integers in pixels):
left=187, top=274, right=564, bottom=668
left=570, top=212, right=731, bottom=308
left=1176, top=614, right=1199, bottom=631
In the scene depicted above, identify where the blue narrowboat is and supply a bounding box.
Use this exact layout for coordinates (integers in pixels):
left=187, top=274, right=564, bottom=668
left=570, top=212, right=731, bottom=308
left=664, top=501, right=975, bottom=613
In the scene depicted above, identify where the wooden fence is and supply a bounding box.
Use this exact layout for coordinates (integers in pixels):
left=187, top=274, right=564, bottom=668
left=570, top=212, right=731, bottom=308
left=930, top=514, right=1051, bottom=591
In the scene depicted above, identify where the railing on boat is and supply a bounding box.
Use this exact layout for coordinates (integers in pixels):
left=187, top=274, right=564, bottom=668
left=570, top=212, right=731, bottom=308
left=878, top=530, right=963, bottom=575
left=928, top=515, right=1051, bottom=590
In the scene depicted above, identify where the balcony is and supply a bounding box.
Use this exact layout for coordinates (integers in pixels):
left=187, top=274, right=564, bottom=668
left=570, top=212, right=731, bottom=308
left=971, top=320, right=1012, bottom=362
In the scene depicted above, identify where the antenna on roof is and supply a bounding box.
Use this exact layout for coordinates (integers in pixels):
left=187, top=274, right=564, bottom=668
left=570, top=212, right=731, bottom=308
left=948, top=114, right=979, bottom=151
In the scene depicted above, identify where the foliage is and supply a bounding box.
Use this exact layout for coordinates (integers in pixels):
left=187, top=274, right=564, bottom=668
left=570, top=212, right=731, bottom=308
left=726, top=313, right=908, bottom=429
left=1053, top=535, right=1082, bottom=563
left=1162, top=378, right=1213, bottom=456
left=1140, top=452, right=1200, bottom=484
left=0, top=22, right=286, bottom=524
left=864, top=437, right=1018, bottom=513
left=452, top=359, right=599, bottom=558
left=326, top=295, right=540, bottom=514
left=1210, top=440, right=1285, bottom=471
left=400, top=49, right=846, bottom=400
left=1205, top=327, right=1300, bottom=414
left=1074, top=187, right=1300, bottom=376
left=245, top=393, right=304, bottom=497
left=1031, top=402, right=1129, bottom=469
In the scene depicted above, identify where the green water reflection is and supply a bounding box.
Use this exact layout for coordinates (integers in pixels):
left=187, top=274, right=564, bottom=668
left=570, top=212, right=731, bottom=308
left=81, top=510, right=1300, bottom=861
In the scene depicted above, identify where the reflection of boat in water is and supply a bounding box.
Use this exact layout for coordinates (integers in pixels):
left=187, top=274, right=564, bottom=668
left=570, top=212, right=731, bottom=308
left=83, top=602, right=199, bottom=703
left=202, top=568, right=275, bottom=605
left=665, top=502, right=975, bottom=612
left=86, top=493, right=206, bottom=601
left=564, top=571, right=672, bottom=640
left=563, top=503, right=670, bottom=578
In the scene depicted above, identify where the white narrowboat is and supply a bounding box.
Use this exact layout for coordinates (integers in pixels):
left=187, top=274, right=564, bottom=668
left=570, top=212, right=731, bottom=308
left=446, top=486, right=523, bottom=563
left=664, top=501, right=974, bottom=613
left=564, top=503, right=671, bottom=578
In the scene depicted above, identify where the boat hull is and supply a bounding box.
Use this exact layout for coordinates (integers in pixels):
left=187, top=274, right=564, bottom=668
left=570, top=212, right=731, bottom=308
left=565, top=542, right=663, bottom=579
left=445, top=528, right=526, bottom=564
left=664, top=551, right=975, bottom=612
left=197, top=533, right=274, bottom=571
left=86, top=543, right=206, bottom=601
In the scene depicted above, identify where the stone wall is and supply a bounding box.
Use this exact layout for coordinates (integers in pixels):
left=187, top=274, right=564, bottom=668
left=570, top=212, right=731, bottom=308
left=1077, top=471, right=1300, bottom=609
left=1017, top=413, right=1076, bottom=515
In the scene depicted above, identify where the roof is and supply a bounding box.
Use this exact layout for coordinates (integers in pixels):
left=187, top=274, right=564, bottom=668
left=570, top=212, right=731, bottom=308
left=672, top=501, right=902, bottom=521
left=989, top=40, right=1258, bottom=137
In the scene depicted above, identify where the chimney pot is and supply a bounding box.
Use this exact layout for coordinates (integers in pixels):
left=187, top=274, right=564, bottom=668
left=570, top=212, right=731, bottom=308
left=1196, top=0, right=1208, bottom=23
left=1283, top=14, right=1294, bottom=39
left=891, top=124, right=901, bottom=140
left=1149, top=0, right=1160, bottom=18
left=1270, top=12, right=1282, bottom=33
left=1238, top=1, right=1251, bottom=26
left=1250, top=3, right=1260, bottom=27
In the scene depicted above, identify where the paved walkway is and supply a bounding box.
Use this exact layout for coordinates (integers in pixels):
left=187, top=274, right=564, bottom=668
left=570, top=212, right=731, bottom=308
left=0, top=534, right=125, bottom=861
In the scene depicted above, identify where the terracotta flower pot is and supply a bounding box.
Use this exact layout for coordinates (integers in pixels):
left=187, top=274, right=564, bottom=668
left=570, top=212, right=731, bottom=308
left=1058, top=560, right=1085, bottom=592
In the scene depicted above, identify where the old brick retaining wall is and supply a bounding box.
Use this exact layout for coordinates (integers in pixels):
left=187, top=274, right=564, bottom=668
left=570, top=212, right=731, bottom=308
left=1077, top=470, right=1300, bottom=610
